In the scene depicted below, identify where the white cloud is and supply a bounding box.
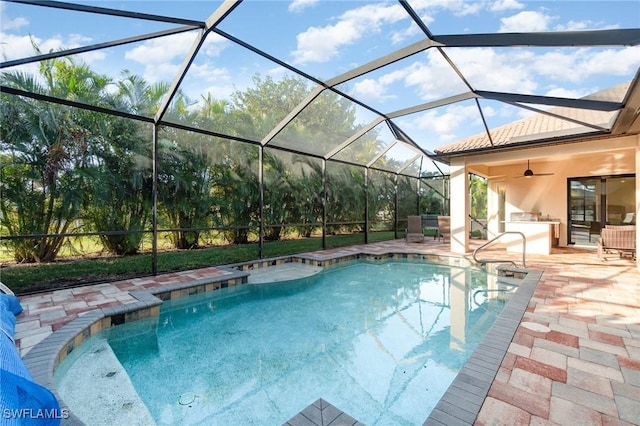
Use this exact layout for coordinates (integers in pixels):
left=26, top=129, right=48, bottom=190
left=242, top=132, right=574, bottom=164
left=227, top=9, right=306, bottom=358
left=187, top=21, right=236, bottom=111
left=199, top=83, right=235, bottom=101
left=142, top=62, right=181, bottom=85
left=0, top=3, right=28, bottom=31
left=125, top=32, right=198, bottom=65
left=499, top=11, right=554, bottom=32
left=190, top=63, right=230, bottom=82
left=1, top=33, right=39, bottom=61
left=544, top=87, right=588, bottom=99
left=577, top=46, right=640, bottom=77
left=0, top=32, right=104, bottom=65
left=415, top=104, right=480, bottom=134
left=391, top=22, right=422, bottom=45
left=555, top=20, right=590, bottom=31
left=555, top=20, right=619, bottom=31
left=288, top=0, right=319, bottom=13
left=348, top=49, right=473, bottom=109
left=530, top=46, right=640, bottom=83
left=124, top=32, right=229, bottom=84
left=292, top=2, right=407, bottom=64
left=446, top=47, right=538, bottom=93
left=490, top=0, right=524, bottom=13
left=351, top=78, right=396, bottom=103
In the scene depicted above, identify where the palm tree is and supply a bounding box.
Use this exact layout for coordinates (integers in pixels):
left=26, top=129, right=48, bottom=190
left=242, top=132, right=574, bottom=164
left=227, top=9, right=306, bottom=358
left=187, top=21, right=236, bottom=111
left=0, top=57, right=109, bottom=262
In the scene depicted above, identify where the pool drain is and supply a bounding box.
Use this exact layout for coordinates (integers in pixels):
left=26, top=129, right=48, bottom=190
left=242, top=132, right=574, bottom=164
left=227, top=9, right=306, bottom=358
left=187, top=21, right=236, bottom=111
left=178, top=392, right=197, bottom=406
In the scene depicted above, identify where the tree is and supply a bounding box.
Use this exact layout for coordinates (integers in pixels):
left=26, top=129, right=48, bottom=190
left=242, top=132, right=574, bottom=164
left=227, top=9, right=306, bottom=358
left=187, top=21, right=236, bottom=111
left=0, top=57, right=109, bottom=262
left=79, top=70, right=161, bottom=256
left=210, top=145, right=260, bottom=244
left=157, top=129, right=216, bottom=249
left=262, top=151, right=297, bottom=241
left=83, top=116, right=152, bottom=255
left=469, top=174, right=487, bottom=219
left=291, top=155, right=324, bottom=238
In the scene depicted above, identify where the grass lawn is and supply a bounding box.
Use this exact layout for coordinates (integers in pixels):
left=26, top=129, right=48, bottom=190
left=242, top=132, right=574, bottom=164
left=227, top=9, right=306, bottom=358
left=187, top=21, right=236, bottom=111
left=1, top=232, right=402, bottom=294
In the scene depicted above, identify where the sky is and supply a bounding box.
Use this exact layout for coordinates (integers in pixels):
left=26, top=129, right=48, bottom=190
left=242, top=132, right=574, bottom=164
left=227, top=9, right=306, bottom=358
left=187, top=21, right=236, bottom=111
left=1, top=0, right=639, bottom=171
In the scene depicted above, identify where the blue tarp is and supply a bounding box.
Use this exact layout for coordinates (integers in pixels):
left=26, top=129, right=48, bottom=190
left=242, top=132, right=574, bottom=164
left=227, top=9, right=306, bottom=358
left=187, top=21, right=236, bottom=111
left=1, top=294, right=62, bottom=425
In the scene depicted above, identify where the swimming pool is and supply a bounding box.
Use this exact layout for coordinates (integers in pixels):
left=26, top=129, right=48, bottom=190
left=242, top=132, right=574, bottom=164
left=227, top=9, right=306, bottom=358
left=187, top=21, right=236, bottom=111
left=55, top=259, right=516, bottom=425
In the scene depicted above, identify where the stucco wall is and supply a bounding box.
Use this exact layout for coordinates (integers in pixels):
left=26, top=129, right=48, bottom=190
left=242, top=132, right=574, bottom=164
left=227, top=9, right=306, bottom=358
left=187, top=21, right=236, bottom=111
left=479, top=136, right=638, bottom=247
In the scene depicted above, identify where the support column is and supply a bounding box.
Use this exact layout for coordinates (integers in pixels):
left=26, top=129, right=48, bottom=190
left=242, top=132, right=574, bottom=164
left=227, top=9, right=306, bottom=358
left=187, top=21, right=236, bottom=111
left=394, top=174, right=399, bottom=239
left=450, top=159, right=470, bottom=254
left=151, top=124, right=158, bottom=275
left=636, top=137, right=640, bottom=270
left=364, top=168, right=369, bottom=244
left=258, top=146, right=264, bottom=259
left=322, top=159, right=327, bottom=250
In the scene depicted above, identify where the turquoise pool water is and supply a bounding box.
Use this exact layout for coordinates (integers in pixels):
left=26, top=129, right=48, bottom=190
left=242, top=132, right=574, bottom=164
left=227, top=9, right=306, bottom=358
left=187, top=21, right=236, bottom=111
left=57, top=260, right=513, bottom=425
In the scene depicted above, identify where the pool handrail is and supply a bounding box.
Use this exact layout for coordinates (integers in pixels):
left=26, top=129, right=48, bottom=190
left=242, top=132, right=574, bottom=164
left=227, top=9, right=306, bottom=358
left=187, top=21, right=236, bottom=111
left=473, top=231, right=526, bottom=268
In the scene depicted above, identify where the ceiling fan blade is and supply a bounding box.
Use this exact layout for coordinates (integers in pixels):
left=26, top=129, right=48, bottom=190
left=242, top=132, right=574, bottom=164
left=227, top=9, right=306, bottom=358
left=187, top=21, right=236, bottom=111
left=513, top=172, right=554, bottom=178
left=514, top=160, right=554, bottom=178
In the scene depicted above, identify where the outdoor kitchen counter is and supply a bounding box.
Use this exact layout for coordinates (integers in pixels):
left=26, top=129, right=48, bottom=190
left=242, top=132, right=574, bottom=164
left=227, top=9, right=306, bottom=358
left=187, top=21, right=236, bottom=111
left=504, top=220, right=560, bottom=255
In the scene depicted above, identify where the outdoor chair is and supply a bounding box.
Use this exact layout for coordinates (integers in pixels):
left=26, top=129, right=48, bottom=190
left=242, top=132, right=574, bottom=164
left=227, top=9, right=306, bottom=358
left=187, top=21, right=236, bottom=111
left=597, top=225, right=636, bottom=260
left=623, top=213, right=636, bottom=225
left=405, top=215, right=425, bottom=243
left=588, top=221, right=601, bottom=242
left=437, top=216, right=450, bottom=242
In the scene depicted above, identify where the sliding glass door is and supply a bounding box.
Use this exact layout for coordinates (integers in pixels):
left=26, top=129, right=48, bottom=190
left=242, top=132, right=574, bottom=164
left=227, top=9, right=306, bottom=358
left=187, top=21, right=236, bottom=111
left=568, top=175, right=635, bottom=246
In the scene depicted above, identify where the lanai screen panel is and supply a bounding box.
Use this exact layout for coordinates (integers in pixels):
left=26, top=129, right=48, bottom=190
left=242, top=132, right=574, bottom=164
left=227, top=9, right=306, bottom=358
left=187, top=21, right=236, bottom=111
left=156, top=127, right=260, bottom=249
left=268, top=89, right=379, bottom=158
left=159, top=33, right=318, bottom=142
left=331, top=121, right=396, bottom=166
left=215, top=0, right=425, bottom=82
left=421, top=175, right=449, bottom=216
left=370, top=142, right=421, bottom=173
left=0, top=1, right=201, bottom=64
left=368, top=170, right=396, bottom=234
left=156, top=127, right=221, bottom=250
left=397, top=175, right=419, bottom=227
left=0, top=94, right=155, bottom=267
left=393, top=97, right=486, bottom=154
left=445, top=44, right=639, bottom=128
left=420, top=158, right=449, bottom=177
left=325, top=162, right=366, bottom=237
left=263, top=148, right=323, bottom=241
left=479, top=99, right=621, bottom=148
left=334, top=49, right=469, bottom=118
left=69, top=1, right=221, bottom=19
left=402, top=157, right=424, bottom=179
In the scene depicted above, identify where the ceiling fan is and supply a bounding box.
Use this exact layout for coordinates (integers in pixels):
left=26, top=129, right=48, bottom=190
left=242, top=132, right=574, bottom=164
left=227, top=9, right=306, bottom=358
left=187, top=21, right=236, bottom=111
left=515, top=160, right=554, bottom=178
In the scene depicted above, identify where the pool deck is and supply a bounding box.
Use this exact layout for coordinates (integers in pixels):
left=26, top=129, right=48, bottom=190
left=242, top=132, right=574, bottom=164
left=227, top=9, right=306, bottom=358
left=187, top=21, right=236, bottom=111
left=11, top=239, right=640, bottom=425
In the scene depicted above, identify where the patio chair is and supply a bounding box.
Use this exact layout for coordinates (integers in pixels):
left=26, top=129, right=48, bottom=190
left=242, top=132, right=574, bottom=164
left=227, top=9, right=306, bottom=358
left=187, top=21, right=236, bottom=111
left=437, top=216, right=450, bottom=242
left=597, top=225, right=636, bottom=260
left=623, top=213, right=635, bottom=225
left=405, top=215, right=424, bottom=243
left=588, top=221, right=601, bottom=242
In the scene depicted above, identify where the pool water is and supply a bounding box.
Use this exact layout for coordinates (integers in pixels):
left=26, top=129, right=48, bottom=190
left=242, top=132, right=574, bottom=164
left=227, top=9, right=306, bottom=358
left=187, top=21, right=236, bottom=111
left=58, top=260, right=513, bottom=425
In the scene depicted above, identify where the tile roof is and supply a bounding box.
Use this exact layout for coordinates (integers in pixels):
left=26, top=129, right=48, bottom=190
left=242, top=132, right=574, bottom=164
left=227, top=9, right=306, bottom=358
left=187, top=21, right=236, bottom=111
left=434, top=82, right=631, bottom=155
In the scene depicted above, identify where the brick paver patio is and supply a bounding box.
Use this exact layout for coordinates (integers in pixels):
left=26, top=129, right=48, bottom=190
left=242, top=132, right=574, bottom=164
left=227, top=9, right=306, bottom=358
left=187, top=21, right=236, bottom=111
left=9, top=239, right=640, bottom=425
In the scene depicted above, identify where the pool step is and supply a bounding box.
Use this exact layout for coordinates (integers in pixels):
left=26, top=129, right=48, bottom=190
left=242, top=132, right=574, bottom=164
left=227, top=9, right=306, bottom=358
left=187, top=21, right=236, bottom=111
left=56, top=338, right=156, bottom=426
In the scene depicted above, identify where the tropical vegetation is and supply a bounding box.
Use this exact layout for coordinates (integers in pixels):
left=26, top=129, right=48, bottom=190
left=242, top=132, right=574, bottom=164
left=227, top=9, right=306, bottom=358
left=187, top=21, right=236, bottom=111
left=0, top=55, right=467, bottom=292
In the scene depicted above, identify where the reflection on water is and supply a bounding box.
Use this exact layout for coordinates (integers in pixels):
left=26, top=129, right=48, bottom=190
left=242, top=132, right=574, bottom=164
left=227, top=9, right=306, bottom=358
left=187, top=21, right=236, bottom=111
left=80, top=261, right=514, bottom=425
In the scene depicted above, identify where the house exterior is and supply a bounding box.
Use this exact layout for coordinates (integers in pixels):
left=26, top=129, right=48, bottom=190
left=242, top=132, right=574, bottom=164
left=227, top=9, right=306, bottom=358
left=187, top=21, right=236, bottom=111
left=433, top=80, right=640, bottom=269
